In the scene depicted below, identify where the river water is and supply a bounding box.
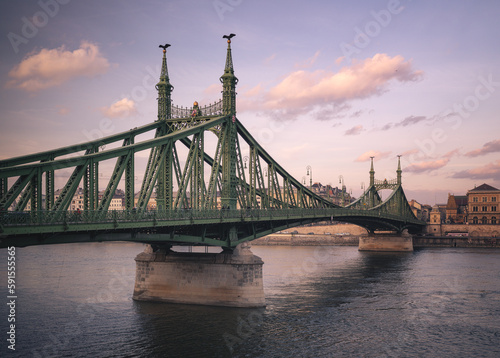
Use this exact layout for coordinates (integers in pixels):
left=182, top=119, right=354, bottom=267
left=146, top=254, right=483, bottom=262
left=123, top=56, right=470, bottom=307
left=1, top=242, right=499, bottom=357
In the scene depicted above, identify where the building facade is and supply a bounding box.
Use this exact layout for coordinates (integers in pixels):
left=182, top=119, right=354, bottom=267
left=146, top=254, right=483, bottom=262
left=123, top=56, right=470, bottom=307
left=445, top=194, right=467, bottom=223
left=467, top=183, right=500, bottom=225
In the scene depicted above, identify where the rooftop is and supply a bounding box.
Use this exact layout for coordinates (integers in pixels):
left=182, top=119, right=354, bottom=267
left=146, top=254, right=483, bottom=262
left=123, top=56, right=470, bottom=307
left=469, top=183, right=499, bottom=192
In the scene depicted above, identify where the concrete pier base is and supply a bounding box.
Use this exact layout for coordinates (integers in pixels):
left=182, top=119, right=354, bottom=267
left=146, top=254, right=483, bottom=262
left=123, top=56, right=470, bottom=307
left=358, top=232, right=413, bottom=252
left=133, top=242, right=265, bottom=307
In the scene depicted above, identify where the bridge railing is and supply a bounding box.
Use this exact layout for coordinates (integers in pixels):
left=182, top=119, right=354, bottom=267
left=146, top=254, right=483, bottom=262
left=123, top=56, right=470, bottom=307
left=0, top=207, right=423, bottom=229
left=0, top=208, right=312, bottom=226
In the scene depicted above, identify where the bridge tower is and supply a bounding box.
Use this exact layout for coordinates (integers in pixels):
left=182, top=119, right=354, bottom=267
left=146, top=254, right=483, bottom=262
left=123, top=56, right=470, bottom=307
left=133, top=35, right=265, bottom=307
left=153, top=45, right=174, bottom=211
left=220, top=34, right=239, bottom=210
left=369, top=156, right=376, bottom=207
left=157, top=45, right=173, bottom=121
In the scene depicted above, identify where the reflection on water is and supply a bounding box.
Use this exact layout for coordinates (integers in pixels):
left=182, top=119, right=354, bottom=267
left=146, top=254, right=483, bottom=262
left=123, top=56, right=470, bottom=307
left=1, top=243, right=499, bottom=357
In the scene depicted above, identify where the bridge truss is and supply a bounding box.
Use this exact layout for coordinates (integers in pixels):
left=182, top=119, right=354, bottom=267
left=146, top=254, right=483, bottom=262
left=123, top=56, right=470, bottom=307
left=0, top=36, right=425, bottom=248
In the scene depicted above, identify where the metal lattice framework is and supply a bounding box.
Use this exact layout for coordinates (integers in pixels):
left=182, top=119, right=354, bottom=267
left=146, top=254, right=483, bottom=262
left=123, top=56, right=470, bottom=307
left=0, top=36, right=425, bottom=248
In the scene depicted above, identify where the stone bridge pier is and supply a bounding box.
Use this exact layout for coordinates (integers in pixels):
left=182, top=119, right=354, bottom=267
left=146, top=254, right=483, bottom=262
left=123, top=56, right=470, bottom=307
left=358, top=231, right=413, bottom=252
left=133, top=242, right=265, bottom=307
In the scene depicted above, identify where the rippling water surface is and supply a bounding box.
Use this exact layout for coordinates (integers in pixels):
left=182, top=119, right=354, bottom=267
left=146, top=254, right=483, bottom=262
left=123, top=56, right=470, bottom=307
left=1, top=243, right=499, bottom=357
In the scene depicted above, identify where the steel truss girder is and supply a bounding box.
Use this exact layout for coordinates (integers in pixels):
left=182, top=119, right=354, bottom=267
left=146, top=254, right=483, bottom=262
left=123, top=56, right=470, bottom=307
left=235, top=120, right=337, bottom=210
left=98, top=138, right=134, bottom=211
left=205, top=131, right=223, bottom=209
left=53, top=160, right=89, bottom=212
left=0, top=171, right=35, bottom=211
left=174, top=131, right=203, bottom=209
left=137, top=140, right=172, bottom=210
left=0, top=116, right=226, bottom=178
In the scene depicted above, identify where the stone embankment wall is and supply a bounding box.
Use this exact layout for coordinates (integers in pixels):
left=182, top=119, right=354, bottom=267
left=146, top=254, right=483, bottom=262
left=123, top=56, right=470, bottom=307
left=253, top=223, right=363, bottom=246
left=427, top=223, right=499, bottom=238
left=414, top=236, right=500, bottom=248
left=253, top=223, right=500, bottom=248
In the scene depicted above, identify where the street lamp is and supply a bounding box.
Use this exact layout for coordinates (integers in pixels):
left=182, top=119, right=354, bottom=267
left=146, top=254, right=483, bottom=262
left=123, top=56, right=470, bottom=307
left=306, top=165, right=312, bottom=189
left=243, top=155, right=248, bottom=169
left=302, top=176, right=306, bottom=185
left=339, top=175, right=345, bottom=206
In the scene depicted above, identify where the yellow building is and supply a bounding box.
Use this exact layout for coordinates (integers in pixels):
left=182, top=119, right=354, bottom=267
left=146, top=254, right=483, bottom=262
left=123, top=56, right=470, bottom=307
left=430, top=204, right=444, bottom=224
left=467, top=184, right=500, bottom=225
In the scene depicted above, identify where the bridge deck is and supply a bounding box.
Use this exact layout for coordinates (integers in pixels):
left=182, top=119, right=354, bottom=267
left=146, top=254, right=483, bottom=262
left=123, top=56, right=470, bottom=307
left=0, top=208, right=425, bottom=248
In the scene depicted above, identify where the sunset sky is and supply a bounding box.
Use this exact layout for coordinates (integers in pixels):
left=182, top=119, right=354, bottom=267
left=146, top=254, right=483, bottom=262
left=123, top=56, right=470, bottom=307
left=1, top=0, right=499, bottom=205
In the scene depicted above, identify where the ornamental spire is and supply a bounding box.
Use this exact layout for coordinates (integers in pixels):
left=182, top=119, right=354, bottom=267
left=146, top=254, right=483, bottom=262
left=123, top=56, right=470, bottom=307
left=222, top=33, right=235, bottom=74
left=396, top=155, right=402, bottom=185
left=369, top=156, right=375, bottom=187
left=220, top=34, right=238, bottom=115
left=156, top=44, right=173, bottom=121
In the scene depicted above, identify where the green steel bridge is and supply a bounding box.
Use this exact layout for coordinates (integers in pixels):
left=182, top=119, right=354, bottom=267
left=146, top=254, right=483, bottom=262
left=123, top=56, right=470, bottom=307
left=0, top=36, right=425, bottom=249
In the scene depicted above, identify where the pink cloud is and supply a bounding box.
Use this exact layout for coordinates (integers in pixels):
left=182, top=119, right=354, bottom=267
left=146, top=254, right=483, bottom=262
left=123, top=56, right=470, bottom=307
left=345, top=125, right=364, bottom=136
left=452, top=160, right=500, bottom=180
left=264, top=53, right=277, bottom=65
left=355, top=150, right=392, bottom=162
left=295, top=51, right=321, bottom=69
left=335, top=56, right=345, bottom=65
left=57, top=106, right=70, bottom=116
left=243, top=84, right=264, bottom=97
left=100, top=98, right=137, bottom=118
left=7, top=41, right=110, bottom=92
left=404, top=158, right=449, bottom=173
left=263, top=53, right=422, bottom=111
left=395, top=115, right=427, bottom=127
left=465, top=139, right=500, bottom=157
left=443, top=149, right=460, bottom=158
left=202, top=83, right=221, bottom=97
left=401, top=148, right=420, bottom=156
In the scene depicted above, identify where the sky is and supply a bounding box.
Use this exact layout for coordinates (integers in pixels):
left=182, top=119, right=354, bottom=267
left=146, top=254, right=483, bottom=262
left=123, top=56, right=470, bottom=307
left=1, top=0, right=500, bottom=206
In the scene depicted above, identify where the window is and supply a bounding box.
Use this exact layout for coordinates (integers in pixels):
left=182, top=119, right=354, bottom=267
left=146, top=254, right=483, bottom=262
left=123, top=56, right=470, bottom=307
left=472, top=206, right=478, bottom=212
left=482, top=197, right=488, bottom=202
left=482, top=216, right=488, bottom=224
left=473, top=216, right=478, bottom=224
left=493, top=206, right=497, bottom=212
left=492, top=217, right=497, bottom=225
left=493, top=197, right=497, bottom=202
left=482, top=206, right=487, bottom=212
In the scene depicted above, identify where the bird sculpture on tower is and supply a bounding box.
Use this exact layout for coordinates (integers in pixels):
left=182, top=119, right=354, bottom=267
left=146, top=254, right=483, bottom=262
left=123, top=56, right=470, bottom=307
left=222, top=33, right=235, bottom=42
left=159, top=44, right=171, bottom=52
